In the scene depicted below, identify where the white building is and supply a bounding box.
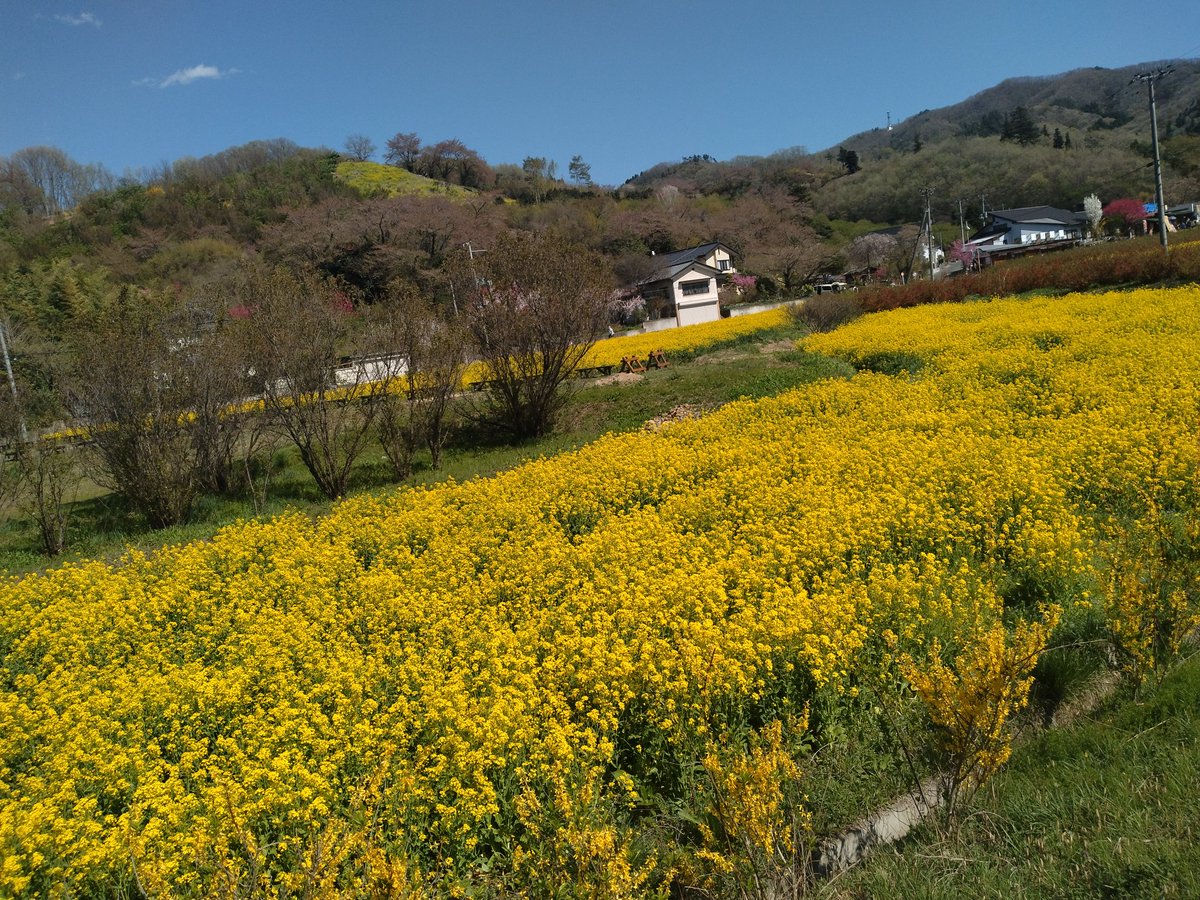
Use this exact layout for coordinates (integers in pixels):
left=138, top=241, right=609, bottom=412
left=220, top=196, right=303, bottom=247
left=634, top=242, right=736, bottom=328
left=968, top=206, right=1085, bottom=248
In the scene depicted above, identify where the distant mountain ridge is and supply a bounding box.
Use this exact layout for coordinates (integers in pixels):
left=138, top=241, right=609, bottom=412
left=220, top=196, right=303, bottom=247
left=624, top=59, right=1200, bottom=226
left=831, top=59, right=1200, bottom=159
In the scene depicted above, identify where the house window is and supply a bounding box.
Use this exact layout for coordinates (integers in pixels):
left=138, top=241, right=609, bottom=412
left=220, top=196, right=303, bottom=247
left=717, top=259, right=731, bottom=271
left=680, top=279, right=711, bottom=296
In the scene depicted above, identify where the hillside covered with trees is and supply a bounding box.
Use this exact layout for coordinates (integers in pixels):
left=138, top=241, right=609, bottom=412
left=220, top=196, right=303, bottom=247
left=626, top=59, right=1200, bottom=226
left=3, top=59, right=1198, bottom=308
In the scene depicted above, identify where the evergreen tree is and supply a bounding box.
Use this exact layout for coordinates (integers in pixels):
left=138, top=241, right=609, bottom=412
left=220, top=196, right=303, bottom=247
left=1053, top=128, right=1064, bottom=149
left=568, top=154, right=592, bottom=186
left=837, top=147, right=860, bottom=174
left=1000, top=107, right=1041, bottom=146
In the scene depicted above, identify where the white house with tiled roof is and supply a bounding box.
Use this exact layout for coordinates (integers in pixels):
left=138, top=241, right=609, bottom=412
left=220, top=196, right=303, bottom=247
left=635, top=242, right=736, bottom=328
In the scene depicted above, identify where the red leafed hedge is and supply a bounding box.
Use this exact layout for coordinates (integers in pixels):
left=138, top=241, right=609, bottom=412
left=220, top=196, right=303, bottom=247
left=858, top=233, right=1200, bottom=313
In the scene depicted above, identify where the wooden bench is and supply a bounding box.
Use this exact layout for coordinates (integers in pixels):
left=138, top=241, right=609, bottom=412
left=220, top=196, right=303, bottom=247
left=577, top=364, right=616, bottom=379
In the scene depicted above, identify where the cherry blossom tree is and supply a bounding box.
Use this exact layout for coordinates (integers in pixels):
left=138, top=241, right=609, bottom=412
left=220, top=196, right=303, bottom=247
left=949, top=239, right=981, bottom=272
left=1083, top=194, right=1103, bottom=237
left=1103, top=198, right=1148, bottom=236
left=384, top=132, right=422, bottom=170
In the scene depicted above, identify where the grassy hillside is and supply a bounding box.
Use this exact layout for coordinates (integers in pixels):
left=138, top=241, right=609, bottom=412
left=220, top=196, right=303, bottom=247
left=335, top=160, right=478, bottom=199
left=812, top=60, right=1200, bottom=222
left=830, top=60, right=1200, bottom=159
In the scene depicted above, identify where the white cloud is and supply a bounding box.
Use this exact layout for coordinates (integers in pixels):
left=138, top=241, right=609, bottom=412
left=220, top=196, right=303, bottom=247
left=153, top=64, right=238, bottom=88
left=55, top=12, right=101, bottom=27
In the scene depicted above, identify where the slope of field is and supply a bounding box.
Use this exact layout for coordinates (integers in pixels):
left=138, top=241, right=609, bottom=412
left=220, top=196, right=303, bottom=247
left=1, top=287, right=1198, bottom=895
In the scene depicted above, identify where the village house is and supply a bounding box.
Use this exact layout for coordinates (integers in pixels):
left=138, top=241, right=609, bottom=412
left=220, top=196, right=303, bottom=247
left=967, top=206, right=1086, bottom=249
left=635, top=241, right=736, bottom=328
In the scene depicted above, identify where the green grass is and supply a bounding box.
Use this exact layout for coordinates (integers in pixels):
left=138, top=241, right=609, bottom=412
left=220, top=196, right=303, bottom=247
left=0, top=322, right=851, bottom=575
left=818, top=654, right=1200, bottom=899
left=334, top=160, right=477, bottom=199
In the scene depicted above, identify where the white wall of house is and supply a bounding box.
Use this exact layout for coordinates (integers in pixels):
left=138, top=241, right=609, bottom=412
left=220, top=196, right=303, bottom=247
left=700, top=246, right=735, bottom=272
left=673, top=274, right=721, bottom=327
left=1002, top=222, right=1078, bottom=244
left=639, top=317, right=679, bottom=334
left=677, top=298, right=720, bottom=327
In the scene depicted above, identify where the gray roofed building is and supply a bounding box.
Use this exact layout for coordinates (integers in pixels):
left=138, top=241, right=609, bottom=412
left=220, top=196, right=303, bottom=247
left=651, top=241, right=736, bottom=272
left=968, top=206, right=1085, bottom=247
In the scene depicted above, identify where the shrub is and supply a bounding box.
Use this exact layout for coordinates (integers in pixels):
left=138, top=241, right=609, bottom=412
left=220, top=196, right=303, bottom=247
left=792, top=292, right=863, bottom=332
left=857, top=234, right=1200, bottom=313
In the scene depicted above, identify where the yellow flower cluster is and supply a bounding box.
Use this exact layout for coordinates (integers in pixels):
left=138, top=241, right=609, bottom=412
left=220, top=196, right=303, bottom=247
left=899, top=605, right=1060, bottom=802
left=699, top=715, right=809, bottom=878
left=581, top=308, right=792, bottom=369
left=1, top=288, right=1197, bottom=893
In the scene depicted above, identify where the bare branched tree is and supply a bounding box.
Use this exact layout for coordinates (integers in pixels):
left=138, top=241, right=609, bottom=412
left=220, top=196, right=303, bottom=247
left=845, top=232, right=898, bottom=273
left=63, top=285, right=201, bottom=528
left=166, top=295, right=258, bottom=497
left=383, top=132, right=422, bottom=170
left=376, top=280, right=467, bottom=477
left=0, top=385, right=25, bottom=521
left=231, top=264, right=397, bottom=500
left=17, top=443, right=80, bottom=556
left=343, top=135, right=377, bottom=163
left=453, top=231, right=612, bottom=440
left=1, top=317, right=79, bottom=554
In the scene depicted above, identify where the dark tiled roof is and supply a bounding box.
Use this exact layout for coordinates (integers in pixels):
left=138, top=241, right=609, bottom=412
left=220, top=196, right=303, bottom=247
left=989, top=206, right=1085, bottom=226
left=644, top=259, right=720, bottom=284
left=654, top=241, right=728, bottom=268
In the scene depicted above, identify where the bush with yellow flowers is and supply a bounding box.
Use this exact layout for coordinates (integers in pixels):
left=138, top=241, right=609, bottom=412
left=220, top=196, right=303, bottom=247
left=2, top=287, right=1198, bottom=895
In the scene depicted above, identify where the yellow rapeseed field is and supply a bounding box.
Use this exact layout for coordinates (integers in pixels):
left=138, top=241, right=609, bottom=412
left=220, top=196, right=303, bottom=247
left=1, top=288, right=1197, bottom=895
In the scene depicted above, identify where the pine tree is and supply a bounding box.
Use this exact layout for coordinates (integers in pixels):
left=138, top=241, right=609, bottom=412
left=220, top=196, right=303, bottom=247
left=1000, top=107, right=1041, bottom=146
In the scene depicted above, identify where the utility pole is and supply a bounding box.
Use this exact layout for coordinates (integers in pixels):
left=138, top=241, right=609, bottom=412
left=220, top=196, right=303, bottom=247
left=957, top=198, right=968, bottom=245
left=1133, top=68, right=1173, bottom=251
left=456, top=241, right=489, bottom=317
left=921, top=188, right=935, bottom=280
left=0, top=320, right=27, bottom=443
left=980, top=194, right=988, bottom=221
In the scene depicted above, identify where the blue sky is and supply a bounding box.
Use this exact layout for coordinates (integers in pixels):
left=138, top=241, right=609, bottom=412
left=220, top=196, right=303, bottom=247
left=3, top=1, right=1200, bottom=187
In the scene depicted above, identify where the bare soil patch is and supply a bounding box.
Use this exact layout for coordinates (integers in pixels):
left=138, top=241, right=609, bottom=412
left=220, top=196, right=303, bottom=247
left=644, top=404, right=713, bottom=431
left=592, top=371, right=643, bottom=387
left=759, top=338, right=798, bottom=354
